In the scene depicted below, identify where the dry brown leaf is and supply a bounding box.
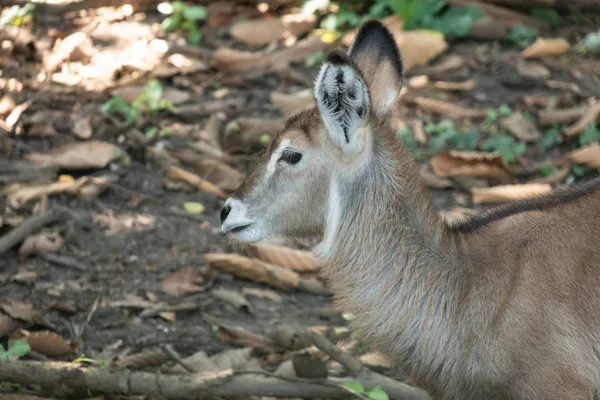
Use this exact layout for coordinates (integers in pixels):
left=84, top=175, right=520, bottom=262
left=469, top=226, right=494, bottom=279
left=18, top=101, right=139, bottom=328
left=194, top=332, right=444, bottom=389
left=212, top=35, right=329, bottom=74
left=153, top=53, right=209, bottom=77
left=242, top=287, right=282, bottom=303
left=26, top=141, right=119, bottom=170
left=112, top=349, right=170, bottom=370
left=11, top=330, right=78, bottom=357
left=566, top=143, right=600, bottom=169
left=109, top=293, right=160, bottom=309
left=212, top=288, right=252, bottom=313
left=359, top=352, right=392, bottom=369
left=522, top=38, right=570, bottom=59
left=0, top=312, right=20, bottom=337
left=433, top=80, right=475, bottom=91
left=564, top=100, right=600, bottom=137
left=247, top=243, right=318, bottom=273
left=0, top=94, right=16, bottom=116
left=471, top=183, right=551, bottom=205
left=166, top=350, right=218, bottom=374
left=419, top=166, right=453, bottom=189
left=230, top=14, right=316, bottom=46
left=531, top=166, right=570, bottom=186
left=414, top=97, right=486, bottom=119
left=193, top=159, right=243, bottom=192
left=224, top=118, right=285, bottom=146
left=430, top=151, right=513, bottom=182
left=167, top=165, right=227, bottom=198
left=1, top=302, right=39, bottom=324
left=7, top=177, right=87, bottom=204
left=162, top=267, right=206, bottom=297
left=19, top=231, right=64, bottom=258
left=78, top=174, right=119, bottom=200
left=270, top=90, right=315, bottom=118
left=500, top=112, right=541, bottom=142
left=44, top=31, right=94, bottom=72
left=205, top=253, right=300, bottom=291
left=342, top=15, right=447, bottom=71
left=537, top=106, right=586, bottom=126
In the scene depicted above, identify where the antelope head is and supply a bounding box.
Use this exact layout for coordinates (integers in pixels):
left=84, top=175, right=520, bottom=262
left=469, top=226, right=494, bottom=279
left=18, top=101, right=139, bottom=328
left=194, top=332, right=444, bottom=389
left=220, top=20, right=404, bottom=244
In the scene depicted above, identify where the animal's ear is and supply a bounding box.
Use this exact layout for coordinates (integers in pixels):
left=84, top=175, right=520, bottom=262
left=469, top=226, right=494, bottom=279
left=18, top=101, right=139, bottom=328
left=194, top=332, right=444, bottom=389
left=314, top=52, right=370, bottom=152
left=348, top=20, right=404, bottom=114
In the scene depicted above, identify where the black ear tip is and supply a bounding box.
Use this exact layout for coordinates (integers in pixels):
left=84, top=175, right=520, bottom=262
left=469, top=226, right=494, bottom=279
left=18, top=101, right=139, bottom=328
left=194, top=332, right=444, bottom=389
left=350, top=19, right=403, bottom=77
left=326, top=51, right=350, bottom=65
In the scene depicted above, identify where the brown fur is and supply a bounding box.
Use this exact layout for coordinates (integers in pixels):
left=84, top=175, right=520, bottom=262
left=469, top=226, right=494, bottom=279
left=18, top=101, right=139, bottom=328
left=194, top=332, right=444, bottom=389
left=225, top=21, right=600, bottom=400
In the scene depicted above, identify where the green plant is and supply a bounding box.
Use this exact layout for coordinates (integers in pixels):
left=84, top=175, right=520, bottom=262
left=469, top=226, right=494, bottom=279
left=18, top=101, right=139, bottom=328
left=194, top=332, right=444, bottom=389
left=540, top=165, right=559, bottom=177
left=159, top=1, right=207, bottom=45
left=541, top=125, right=564, bottom=150
left=426, top=120, right=479, bottom=152
left=530, top=8, right=560, bottom=27
left=73, top=355, right=107, bottom=366
left=571, top=163, right=594, bottom=177
left=320, top=3, right=362, bottom=29
left=0, top=3, right=34, bottom=26
left=344, top=382, right=389, bottom=400
left=305, top=50, right=325, bottom=68
left=396, top=126, right=419, bottom=152
left=483, top=104, right=511, bottom=130
left=481, top=133, right=526, bottom=166
left=508, top=24, right=537, bottom=48
left=0, top=340, right=30, bottom=360
left=578, top=124, right=600, bottom=147
left=583, top=30, right=600, bottom=53
left=102, top=79, right=177, bottom=128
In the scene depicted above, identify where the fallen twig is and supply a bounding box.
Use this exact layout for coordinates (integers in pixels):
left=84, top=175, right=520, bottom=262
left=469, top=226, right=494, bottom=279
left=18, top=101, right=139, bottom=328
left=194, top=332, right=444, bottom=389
left=413, top=97, right=486, bottom=119
left=537, top=106, right=586, bottom=126
left=39, top=253, right=88, bottom=271
left=565, top=100, right=600, bottom=137
left=0, top=210, right=66, bottom=256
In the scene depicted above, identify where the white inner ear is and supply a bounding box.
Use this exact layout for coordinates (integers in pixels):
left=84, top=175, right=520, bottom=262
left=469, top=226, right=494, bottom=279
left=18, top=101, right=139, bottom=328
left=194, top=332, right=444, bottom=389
left=315, top=63, right=369, bottom=151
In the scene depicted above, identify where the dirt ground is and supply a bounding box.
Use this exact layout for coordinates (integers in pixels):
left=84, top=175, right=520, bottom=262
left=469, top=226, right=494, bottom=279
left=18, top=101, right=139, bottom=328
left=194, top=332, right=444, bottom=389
left=1, top=1, right=600, bottom=399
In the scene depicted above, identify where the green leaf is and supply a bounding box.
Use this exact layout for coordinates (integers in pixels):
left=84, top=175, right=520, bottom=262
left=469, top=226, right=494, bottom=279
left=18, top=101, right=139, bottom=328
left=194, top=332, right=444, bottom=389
left=187, top=27, right=202, bottom=45
left=7, top=340, right=30, bottom=358
left=305, top=50, right=325, bottom=68
left=184, top=201, right=205, bottom=214
left=583, top=31, right=600, bottom=53
left=571, top=163, right=591, bottom=177
left=497, top=104, right=511, bottom=117
left=530, top=8, right=560, bottom=27
left=183, top=5, right=207, bottom=21
left=367, top=386, right=390, bottom=400
left=429, top=5, right=482, bottom=37
left=541, top=126, right=562, bottom=150
left=344, top=381, right=365, bottom=393
left=162, top=14, right=182, bottom=31
left=508, top=24, right=537, bottom=48
left=171, top=0, right=186, bottom=14
left=540, top=165, right=559, bottom=177
left=579, top=124, right=600, bottom=147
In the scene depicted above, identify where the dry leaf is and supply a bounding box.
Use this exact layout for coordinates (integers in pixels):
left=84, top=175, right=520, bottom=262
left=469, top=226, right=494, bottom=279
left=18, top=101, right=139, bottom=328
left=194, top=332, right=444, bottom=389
left=564, top=100, right=600, bottom=137
left=566, top=143, right=600, bottom=169
left=419, top=166, right=453, bottom=189
left=79, top=174, right=119, bottom=200
left=7, top=177, right=87, bottom=204
left=19, top=231, right=64, bottom=258
left=212, top=288, right=252, bottom=313
left=44, top=31, right=94, bottom=72
left=26, top=141, right=119, bottom=170
left=112, top=349, right=170, bottom=370
left=206, top=315, right=274, bottom=348
left=194, top=159, right=243, bottom=192
left=167, top=165, right=227, bottom=198
left=1, top=302, right=38, bottom=323
left=230, top=14, right=316, bottom=46
left=433, top=80, right=475, bottom=91
left=212, top=35, right=329, bottom=74
left=110, top=85, right=190, bottom=105
left=342, top=16, right=447, bottom=71
left=471, top=183, right=552, bottom=205
left=500, top=112, right=541, bottom=142
left=210, top=347, right=253, bottom=370
left=430, top=151, right=513, bottom=182
left=0, top=312, right=20, bottom=337
left=162, top=267, right=206, bottom=297
left=247, top=244, right=318, bottom=273
left=522, top=38, right=570, bottom=59
left=537, top=106, right=586, bottom=126
left=531, top=166, right=570, bottom=186
left=109, top=293, right=160, bottom=310
left=414, top=97, right=486, bottom=119
left=11, top=330, right=78, bottom=357
left=242, top=287, right=282, bottom=303
left=270, top=90, right=315, bottom=118
left=166, top=350, right=218, bottom=374
left=205, top=253, right=300, bottom=291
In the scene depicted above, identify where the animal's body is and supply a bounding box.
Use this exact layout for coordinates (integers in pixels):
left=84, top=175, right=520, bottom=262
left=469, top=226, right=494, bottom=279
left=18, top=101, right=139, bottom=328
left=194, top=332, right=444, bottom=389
left=220, top=20, right=600, bottom=400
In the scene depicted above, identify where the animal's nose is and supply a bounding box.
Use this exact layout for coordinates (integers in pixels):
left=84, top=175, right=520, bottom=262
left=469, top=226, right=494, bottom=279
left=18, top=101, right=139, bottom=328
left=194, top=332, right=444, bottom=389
left=220, top=204, right=231, bottom=224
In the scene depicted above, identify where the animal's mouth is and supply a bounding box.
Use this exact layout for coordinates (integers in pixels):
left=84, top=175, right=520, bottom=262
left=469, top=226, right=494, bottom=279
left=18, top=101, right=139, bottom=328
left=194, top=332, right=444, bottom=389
left=230, top=224, right=252, bottom=234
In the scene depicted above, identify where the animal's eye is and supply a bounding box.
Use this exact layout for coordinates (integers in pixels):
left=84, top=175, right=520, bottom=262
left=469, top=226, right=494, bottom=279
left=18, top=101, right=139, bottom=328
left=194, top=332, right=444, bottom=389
left=279, top=150, right=303, bottom=165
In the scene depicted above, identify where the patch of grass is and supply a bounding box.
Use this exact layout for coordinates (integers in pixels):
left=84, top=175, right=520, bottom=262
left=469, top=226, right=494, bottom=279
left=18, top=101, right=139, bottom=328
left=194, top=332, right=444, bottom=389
left=158, top=1, right=207, bottom=44
left=508, top=24, right=537, bottom=48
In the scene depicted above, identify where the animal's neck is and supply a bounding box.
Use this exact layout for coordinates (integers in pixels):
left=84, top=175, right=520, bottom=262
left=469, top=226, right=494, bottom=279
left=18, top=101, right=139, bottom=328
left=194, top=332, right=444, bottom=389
left=314, top=119, right=461, bottom=378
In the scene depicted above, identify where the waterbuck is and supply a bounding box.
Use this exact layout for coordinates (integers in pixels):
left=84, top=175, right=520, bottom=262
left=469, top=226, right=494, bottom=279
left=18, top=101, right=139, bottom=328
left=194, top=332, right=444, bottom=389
left=220, top=20, right=600, bottom=400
